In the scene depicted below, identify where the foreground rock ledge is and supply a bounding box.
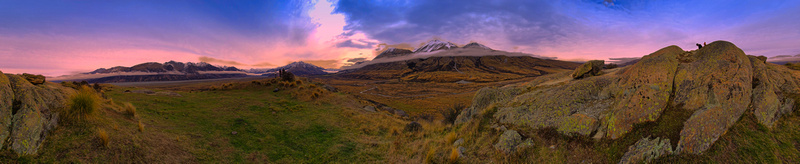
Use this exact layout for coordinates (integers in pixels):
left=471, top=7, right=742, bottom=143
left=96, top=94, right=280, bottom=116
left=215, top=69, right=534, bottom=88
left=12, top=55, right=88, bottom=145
left=0, top=72, right=73, bottom=156
left=456, top=41, right=800, bottom=162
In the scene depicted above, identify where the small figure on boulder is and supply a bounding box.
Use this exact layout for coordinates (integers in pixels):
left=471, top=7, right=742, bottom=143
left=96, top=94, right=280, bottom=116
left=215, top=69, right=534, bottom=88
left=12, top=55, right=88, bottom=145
left=696, top=43, right=703, bottom=49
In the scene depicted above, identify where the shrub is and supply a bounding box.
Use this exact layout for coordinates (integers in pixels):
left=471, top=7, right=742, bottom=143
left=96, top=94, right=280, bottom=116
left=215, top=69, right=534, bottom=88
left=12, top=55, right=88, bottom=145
left=97, top=128, right=109, bottom=147
left=604, top=63, right=619, bottom=69
left=122, top=102, right=137, bottom=118
left=64, top=86, right=101, bottom=123
left=785, top=62, right=800, bottom=70
left=278, top=69, right=295, bottom=81
left=441, top=104, right=466, bottom=124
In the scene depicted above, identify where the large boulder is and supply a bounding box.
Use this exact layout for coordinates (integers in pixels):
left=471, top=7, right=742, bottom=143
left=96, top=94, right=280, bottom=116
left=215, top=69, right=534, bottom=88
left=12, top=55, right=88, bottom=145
left=0, top=72, right=13, bottom=148
left=749, top=56, right=799, bottom=128
left=605, top=46, right=682, bottom=139
left=3, top=74, right=72, bottom=156
left=457, top=40, right=800, bottom=160
left=673, top=41, right=754, bottom=154
left=572, top=60, right=605, bottom=79
left=618, top=137, right=673, bottom=164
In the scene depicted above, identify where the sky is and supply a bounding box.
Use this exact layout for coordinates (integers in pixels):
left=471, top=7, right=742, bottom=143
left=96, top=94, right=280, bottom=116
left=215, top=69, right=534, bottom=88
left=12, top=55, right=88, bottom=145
left=1, top=0, right=800, bottom=76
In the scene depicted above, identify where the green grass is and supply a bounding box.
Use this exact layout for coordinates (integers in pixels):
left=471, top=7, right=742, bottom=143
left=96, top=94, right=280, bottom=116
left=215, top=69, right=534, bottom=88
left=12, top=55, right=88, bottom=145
left=99, top=83, right=391, bottom=163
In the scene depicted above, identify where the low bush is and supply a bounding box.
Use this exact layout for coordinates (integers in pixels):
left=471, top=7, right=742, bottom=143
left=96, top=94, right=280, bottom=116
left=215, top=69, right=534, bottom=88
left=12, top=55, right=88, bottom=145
left=785, top=62, right=800, bottom=70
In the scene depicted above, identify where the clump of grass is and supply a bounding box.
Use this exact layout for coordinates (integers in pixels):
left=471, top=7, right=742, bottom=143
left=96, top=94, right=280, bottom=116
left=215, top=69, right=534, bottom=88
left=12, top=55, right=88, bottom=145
left=445, top=132, right=458, bottom=144
left=449, top=147, right=460, bottom=162
left=97, top=128, right=109, bottom=147
left=425, top=148, right=437, bottom=164
left=64, top=86, right=101, bottom=123
left=122, top=102, right=137, bottom=118
left=138, top=121, right=145, bottom=132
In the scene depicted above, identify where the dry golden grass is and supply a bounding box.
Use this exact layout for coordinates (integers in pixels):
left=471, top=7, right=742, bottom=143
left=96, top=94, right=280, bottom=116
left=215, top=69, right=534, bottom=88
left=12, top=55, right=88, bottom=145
left=449, top=147, right=460, bottom=162
left=97, top=128, right=109, bottom=147
left=138, top=120, right=145, bottom=132
left=122, top=102, right=136, bottom=118
left=64, top=86, right=102, bottom=123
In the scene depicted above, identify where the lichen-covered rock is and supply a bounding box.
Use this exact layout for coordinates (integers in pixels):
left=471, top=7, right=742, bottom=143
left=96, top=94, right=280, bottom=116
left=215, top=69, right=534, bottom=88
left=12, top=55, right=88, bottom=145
left=572, top=60, right=604, bottom=79
left=494, top=130, right=532, bottom=154
left=0, top=72, right=14, bottom=147
left=457, top=40, right=800, bottom=157
left=618, top=137, right=673, bottom=164
left=455, top=86, right=519, bottom=124
left=4, top=74, right=72, bottom=156
left=673, top=41, right=754, bottom=154
left=750, top=56, right=800, bottom=128
left=20, top=73, right=46, bottom=85
left=605, top=46, right=681, bottom=139
left=557, top=113, right=599, bottom=136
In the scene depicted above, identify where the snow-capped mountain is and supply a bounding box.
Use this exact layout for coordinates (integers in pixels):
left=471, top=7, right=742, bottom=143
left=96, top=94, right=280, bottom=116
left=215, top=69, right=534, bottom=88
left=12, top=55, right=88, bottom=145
left=462, top=42, right=492, bottom=50
left=413, top=40, right=459, bottom=53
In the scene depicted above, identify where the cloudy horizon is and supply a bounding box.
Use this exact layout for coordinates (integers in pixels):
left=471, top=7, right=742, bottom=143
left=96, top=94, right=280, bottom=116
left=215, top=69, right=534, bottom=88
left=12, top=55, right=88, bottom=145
left=2, top=0, right=800, bottom=76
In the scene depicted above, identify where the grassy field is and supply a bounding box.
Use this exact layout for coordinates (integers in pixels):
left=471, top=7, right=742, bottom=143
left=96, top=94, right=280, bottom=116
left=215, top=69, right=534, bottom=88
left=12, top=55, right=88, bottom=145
left=1, top=77, right=466, bottom=163
left=2, top=74, right=798, bottom=163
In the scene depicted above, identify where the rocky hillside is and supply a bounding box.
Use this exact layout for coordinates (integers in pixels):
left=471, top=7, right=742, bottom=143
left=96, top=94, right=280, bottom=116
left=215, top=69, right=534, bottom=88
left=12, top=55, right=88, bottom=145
left=374, top=48, right=414, bottom=60
left=1, top=71, right=73, bottom=156
left=455, top=41, right=800, bottom=163
left=339, top=55, right=580, bottom=82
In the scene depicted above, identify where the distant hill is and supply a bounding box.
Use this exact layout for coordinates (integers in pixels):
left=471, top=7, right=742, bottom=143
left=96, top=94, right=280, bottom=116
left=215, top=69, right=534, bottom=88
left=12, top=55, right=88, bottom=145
left=339, top=41, right=579, bottom=82
left=52, top=61, right=247, bottom=83
left=374, top=48, right=414, bottom=60
left=255, top=61, right=328, bottom=76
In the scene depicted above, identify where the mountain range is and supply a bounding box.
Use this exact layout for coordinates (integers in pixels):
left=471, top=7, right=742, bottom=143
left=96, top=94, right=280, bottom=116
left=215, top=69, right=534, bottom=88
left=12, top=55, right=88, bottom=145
left=339, top=40, right=578, bottom=82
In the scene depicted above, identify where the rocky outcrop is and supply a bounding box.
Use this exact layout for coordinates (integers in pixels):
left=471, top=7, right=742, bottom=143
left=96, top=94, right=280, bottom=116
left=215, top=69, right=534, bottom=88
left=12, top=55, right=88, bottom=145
left=619, top=137, right=673, bottom=164
left=493, top=130, right=533, bottom=154
left=456, top=41, right=800, bottom=163
left=0, top=72, right=13, bottom=149
left=571, top=60, right=605, bottom=79
left=21, top=73, right=46, bottom=85
left=605, top=46, right=681, bottom=139
left=671, top=41, right=755, bottom=154
left=1, top=72, right=73, bottom=156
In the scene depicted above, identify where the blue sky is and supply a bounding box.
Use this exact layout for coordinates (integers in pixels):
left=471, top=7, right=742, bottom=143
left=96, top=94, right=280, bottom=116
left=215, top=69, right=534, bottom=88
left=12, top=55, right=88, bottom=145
left=1, top=0, right=799, bottom=76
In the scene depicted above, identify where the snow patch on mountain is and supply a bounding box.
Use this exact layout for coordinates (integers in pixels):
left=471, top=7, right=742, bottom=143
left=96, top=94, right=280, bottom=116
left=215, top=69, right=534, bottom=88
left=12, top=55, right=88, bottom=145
left=413, top=40, right=459, bottom=53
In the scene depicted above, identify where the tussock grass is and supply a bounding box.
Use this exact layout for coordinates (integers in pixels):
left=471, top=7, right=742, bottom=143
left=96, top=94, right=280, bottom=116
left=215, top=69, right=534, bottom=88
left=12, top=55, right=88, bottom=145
left=122, top=102, right=136, bottom=118
left=96, top=128, right=109, bottom=147
left=449, top=147, right=460, bottom=162
left=138, top=120, right=145, bottom=132
left=63, top=86, right=101, bottom=123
